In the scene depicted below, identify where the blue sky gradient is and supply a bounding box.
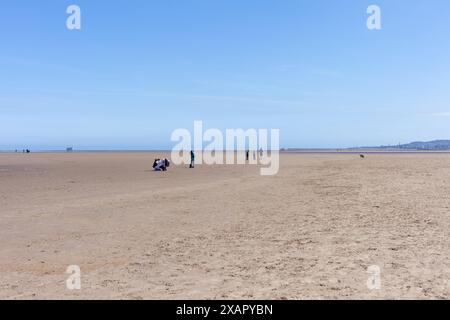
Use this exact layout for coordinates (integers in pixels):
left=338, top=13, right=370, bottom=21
left=1, top=0, right=450, bottom=150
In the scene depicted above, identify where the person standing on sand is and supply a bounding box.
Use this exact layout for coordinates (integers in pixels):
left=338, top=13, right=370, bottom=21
left=190, top=150, right=195, bottom=168
left=246, top=150, right=249, bottom=162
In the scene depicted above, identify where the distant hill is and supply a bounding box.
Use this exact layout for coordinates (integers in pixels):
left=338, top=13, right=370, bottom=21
left=358, top=140, right=450, bottom=151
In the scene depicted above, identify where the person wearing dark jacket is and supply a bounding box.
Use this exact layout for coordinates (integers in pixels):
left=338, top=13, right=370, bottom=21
left=190, top=150, right=195, bottom=168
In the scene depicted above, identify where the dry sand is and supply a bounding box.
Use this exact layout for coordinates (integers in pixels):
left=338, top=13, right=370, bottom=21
left=1, top=152, right=450, bottom=299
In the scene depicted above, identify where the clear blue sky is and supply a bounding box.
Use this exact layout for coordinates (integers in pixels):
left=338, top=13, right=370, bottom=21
left=1, top=0, right=450, bottom=150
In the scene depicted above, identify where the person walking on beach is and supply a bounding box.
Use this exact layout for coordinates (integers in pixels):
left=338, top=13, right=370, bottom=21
left=190, top=150, right=195, bottom=168
left=246, top=150, right=249, bottom=162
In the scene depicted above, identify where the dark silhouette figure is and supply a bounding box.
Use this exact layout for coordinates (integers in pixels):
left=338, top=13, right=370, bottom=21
left=360, top=154, right=365, bottom=159
left=190, top=150, right=195, bottom=168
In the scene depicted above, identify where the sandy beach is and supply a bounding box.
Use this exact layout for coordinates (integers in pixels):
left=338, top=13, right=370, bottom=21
left=1, top=152, right=450, bottom=299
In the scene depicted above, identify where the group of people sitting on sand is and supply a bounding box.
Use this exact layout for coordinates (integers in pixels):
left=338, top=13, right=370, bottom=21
left=152, top=158, right=170, bottom=171
left=153, top=151, right=195, bottom=172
